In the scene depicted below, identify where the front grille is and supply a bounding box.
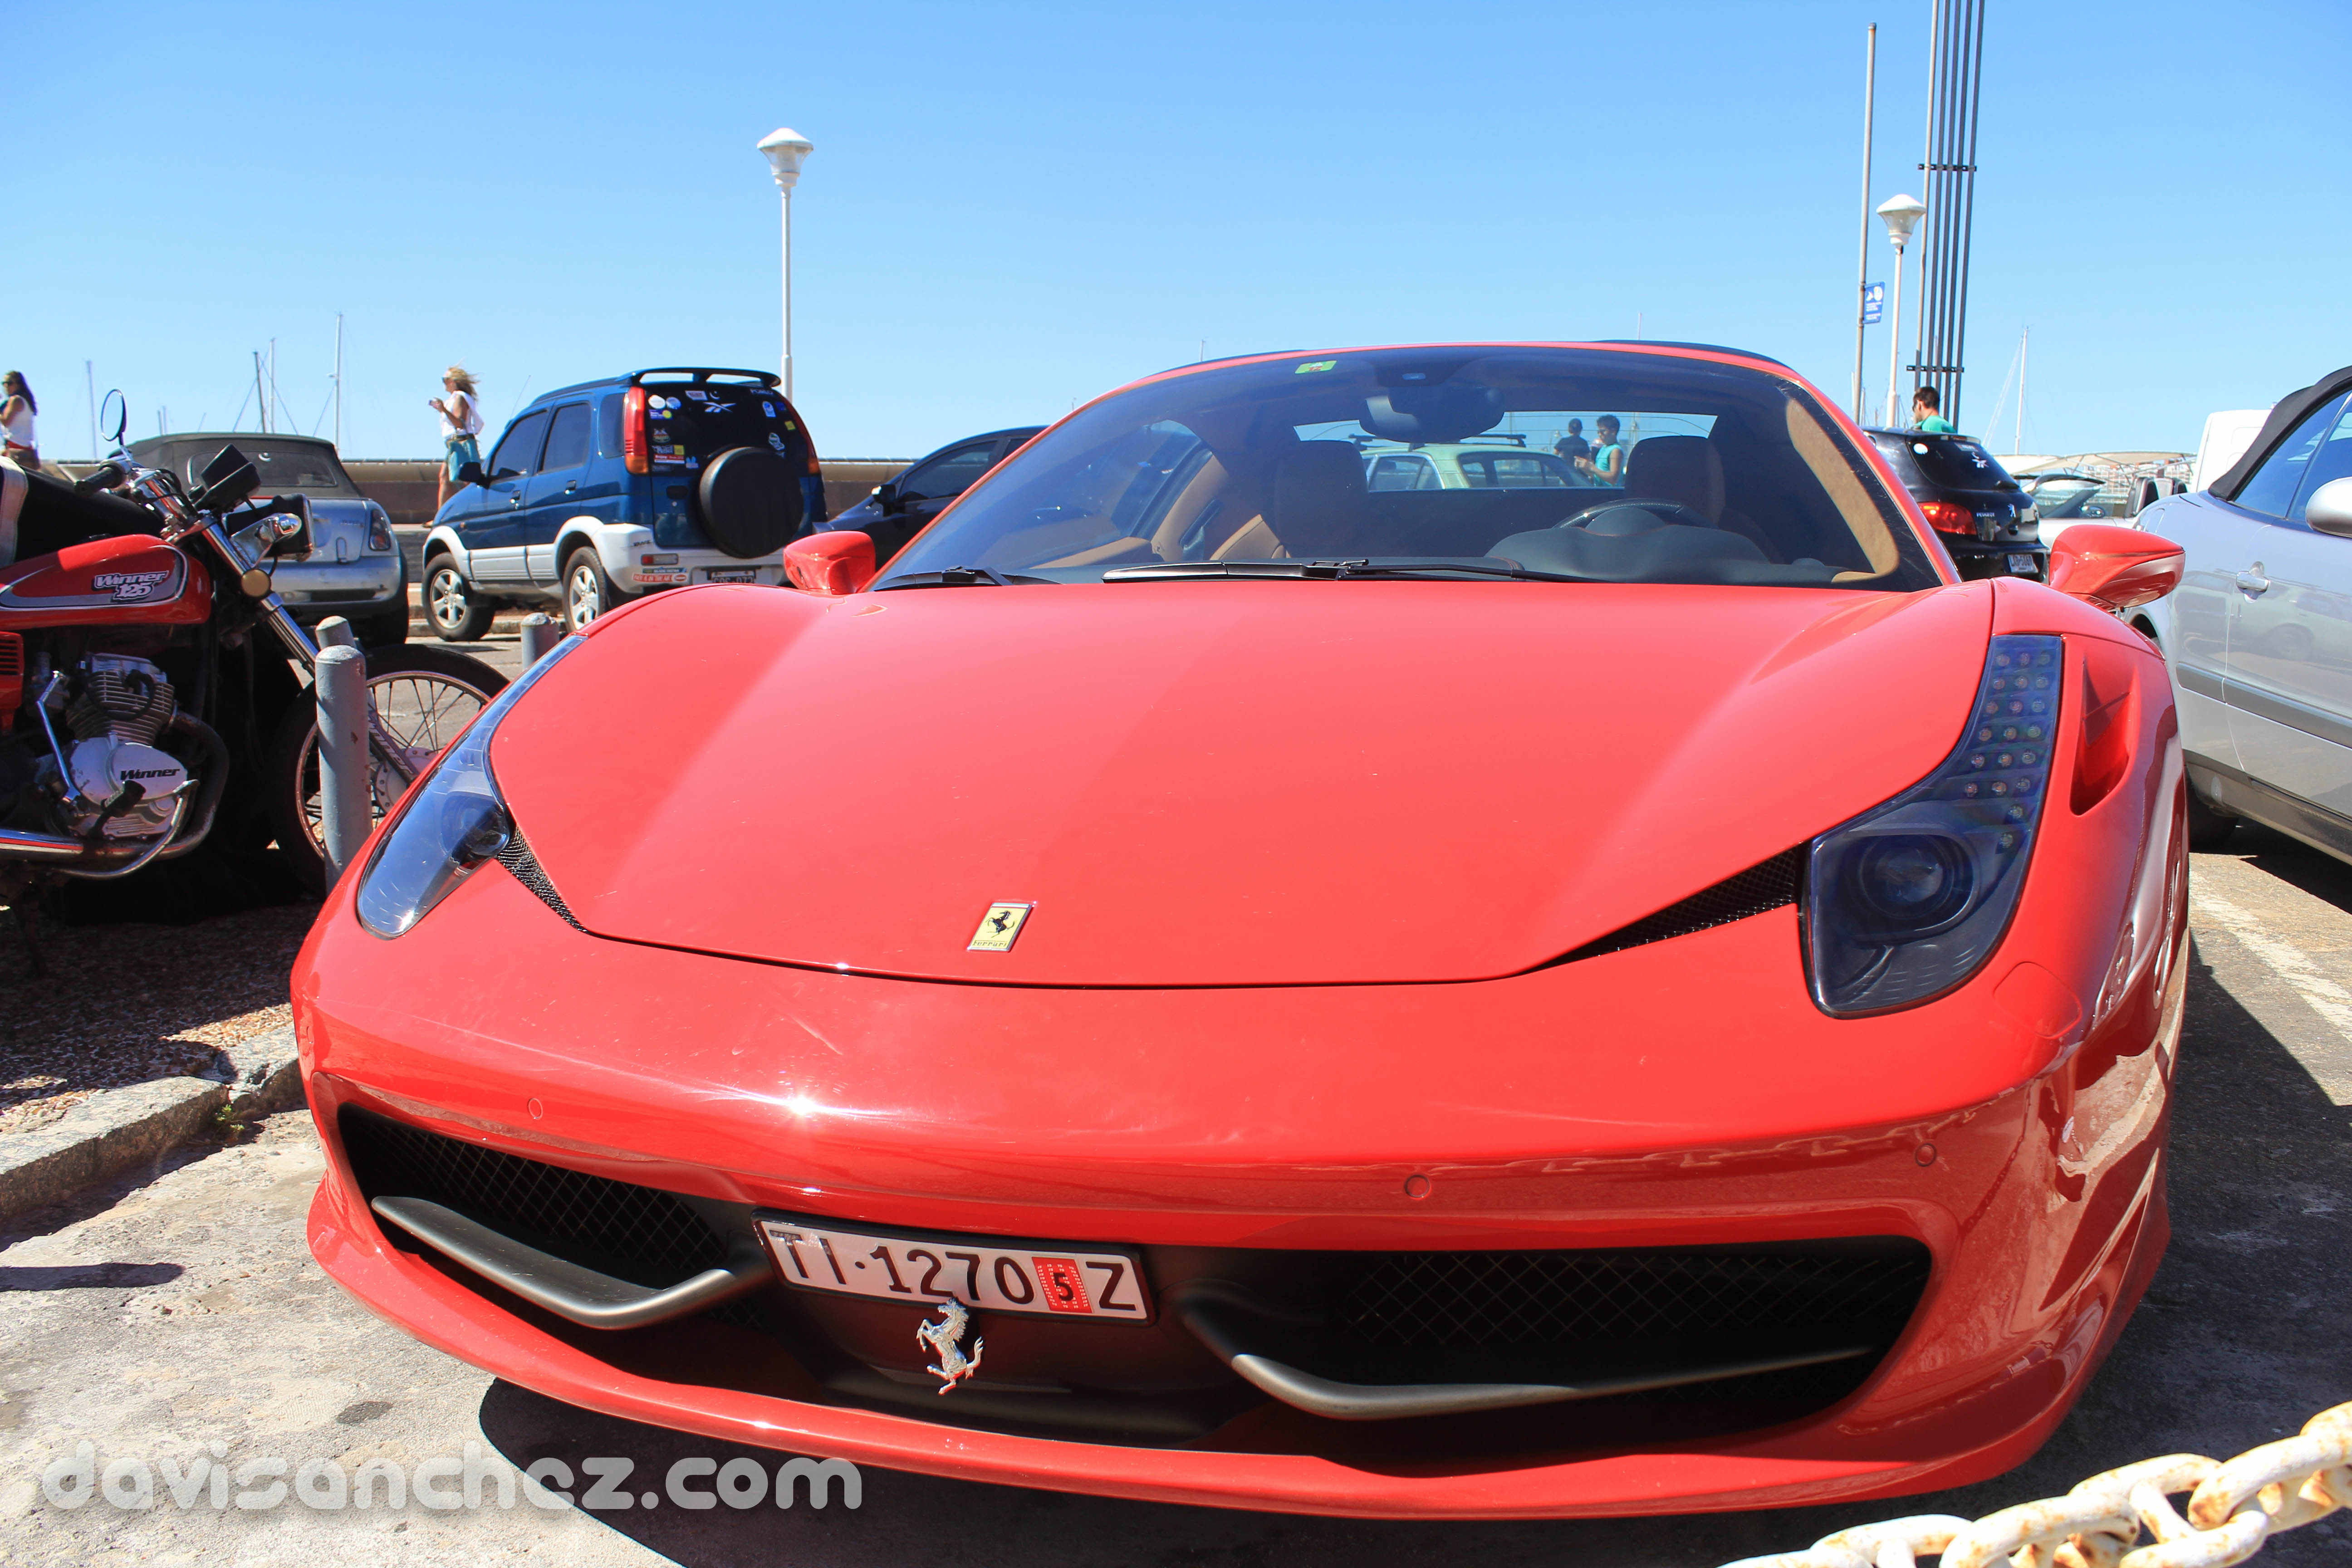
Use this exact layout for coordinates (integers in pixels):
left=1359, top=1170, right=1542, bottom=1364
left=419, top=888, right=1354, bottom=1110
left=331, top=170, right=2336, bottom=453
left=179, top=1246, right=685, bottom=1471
left=339, top=1107, right=722, bottom=1289
left=1338, top=1241, right=1924, bottom=1351
left=1553, top=847, right=1804, bottom=964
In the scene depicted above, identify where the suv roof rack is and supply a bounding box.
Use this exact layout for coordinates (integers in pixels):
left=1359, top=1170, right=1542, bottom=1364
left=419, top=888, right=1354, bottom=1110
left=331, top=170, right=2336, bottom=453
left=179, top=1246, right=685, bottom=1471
left=628, top=367, right=782, bottom=388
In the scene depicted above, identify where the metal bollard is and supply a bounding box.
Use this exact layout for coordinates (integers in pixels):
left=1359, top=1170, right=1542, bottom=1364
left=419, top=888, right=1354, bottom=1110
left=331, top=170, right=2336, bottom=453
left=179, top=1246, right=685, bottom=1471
left=316, top=615, right=358, bottom=650
left=519, top=612, right=562, bottom=667
left=315, top=645, right=372, bottom=886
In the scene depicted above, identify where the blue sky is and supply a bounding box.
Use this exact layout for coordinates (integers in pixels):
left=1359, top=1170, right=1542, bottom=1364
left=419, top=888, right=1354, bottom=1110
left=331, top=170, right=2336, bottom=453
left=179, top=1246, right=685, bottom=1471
left=13, top=1, right=2347, bottom=462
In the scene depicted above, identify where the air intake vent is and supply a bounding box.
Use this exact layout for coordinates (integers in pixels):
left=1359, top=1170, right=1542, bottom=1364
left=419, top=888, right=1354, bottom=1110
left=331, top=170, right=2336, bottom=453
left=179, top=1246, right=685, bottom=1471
left=1552, top=846, right=1803, bottom=965
left=497, top=827, right=583, bottom=931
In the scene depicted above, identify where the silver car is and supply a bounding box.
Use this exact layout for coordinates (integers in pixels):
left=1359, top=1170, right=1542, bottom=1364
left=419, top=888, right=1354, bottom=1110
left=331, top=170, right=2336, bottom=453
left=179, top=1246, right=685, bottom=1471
left=129, top=432, right=408, bottom=645
left=2135, top=365, right=2352, bottom=857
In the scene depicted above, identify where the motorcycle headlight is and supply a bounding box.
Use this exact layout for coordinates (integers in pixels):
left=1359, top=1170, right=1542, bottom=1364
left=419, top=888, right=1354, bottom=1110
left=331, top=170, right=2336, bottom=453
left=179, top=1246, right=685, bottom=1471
left=1805, top=634, right=2063, bottom=1015
left=354, top=637, right=582, bottom=937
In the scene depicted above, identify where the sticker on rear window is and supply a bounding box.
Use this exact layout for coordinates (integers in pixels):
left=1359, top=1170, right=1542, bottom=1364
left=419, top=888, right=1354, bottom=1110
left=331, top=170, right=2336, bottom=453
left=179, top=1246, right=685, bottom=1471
left=1295, top=360, right=1337, bottom=374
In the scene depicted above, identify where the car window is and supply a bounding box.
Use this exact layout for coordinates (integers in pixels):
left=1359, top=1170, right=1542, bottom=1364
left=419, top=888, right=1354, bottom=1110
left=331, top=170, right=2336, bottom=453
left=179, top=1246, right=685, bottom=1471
left=880, top=348, right=1938, bottom=591
left=901, top=441, right=1003, bottom=501
left=1455, top=451, right=1575, bottom=488
left=540, top=403, right=593, bottom=474
left=2234, top=394, right=2346, bottom=519
left=1902, top=436, right=2016, bottom=491
left=134, top=439, right=359, bottom=497
left=597, top=393, right=623, bottom=458
left=1367, top=454, right=1439, bottom=491
left=489, top=410, right=551, bottom=480
left=2288, top=398, right=2352, bottom=523
left=642, top=384, right=807, bottom=471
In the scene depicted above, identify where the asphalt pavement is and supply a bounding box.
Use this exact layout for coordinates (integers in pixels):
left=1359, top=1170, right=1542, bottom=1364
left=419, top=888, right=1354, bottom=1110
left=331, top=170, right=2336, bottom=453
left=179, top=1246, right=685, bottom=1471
left=5, top=826, right=2351, bottom=1567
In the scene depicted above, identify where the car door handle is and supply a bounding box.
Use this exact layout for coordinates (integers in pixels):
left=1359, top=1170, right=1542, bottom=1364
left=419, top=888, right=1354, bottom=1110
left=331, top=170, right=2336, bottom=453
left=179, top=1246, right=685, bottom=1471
left=2237, top=567, right=2271, bottom=594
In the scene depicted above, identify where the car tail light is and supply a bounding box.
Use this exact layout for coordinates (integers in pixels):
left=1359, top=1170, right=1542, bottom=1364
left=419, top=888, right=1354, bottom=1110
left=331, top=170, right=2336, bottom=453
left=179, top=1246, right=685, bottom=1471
left=1919, top=500, right=1975, bottom=535
left=366, top=510, right=394, bottom=553
left=0, top=633, right=20, bottom=733
left=1804, top=634, right=2063, bottom=1016
left=622, top=387, right=649, bottom=476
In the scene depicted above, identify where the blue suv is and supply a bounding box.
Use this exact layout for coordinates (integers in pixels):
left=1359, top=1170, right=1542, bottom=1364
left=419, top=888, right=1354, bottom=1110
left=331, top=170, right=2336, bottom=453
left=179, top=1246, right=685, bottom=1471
left=423, top=367, right=825, bottom=637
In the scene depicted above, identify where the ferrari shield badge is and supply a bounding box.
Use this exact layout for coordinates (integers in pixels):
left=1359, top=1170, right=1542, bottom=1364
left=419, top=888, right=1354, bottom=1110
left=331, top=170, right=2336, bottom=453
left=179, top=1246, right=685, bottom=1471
left=916, top=1299, right=983, bottom=1393
left=968, top=902, right=1034, bottom=952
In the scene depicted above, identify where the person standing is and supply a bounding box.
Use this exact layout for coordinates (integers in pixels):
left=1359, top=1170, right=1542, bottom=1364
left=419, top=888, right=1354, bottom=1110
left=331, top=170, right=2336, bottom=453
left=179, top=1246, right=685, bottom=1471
left=430, top=366, right=483, bottom=508
left=1, top=372, right=40, bottom=472
left=1553, top=418, right=1591, bottom=466
left=1573, top=415, right=1626, bottom=487
left=1911, top=386, right=1956, bottom=434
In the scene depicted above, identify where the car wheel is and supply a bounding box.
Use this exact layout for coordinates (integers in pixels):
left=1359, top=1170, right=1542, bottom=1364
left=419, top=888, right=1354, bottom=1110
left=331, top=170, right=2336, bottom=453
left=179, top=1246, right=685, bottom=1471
left=563, top=546, right=622, bottom=633
left=2185, top=784, right=2237, bottom=852
left=425, top=557, right=494, bottom=642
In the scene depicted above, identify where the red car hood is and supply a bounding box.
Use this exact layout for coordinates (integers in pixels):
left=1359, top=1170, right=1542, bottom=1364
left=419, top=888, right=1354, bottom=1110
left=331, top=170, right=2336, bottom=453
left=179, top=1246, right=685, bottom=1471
left=493, top=580, right=1991, bottom=985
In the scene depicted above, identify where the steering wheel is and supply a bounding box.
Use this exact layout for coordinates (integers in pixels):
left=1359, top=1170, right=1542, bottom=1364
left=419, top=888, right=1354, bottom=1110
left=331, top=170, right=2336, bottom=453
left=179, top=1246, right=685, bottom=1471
left=1555, top=499, right=1719, bottom=532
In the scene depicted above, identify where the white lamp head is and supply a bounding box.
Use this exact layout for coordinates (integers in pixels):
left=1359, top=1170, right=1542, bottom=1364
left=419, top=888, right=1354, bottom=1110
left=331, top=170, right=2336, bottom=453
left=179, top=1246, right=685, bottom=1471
left=1877, top=192, right=1927, bottom=247
left=758, top=127, right=815, bottom=190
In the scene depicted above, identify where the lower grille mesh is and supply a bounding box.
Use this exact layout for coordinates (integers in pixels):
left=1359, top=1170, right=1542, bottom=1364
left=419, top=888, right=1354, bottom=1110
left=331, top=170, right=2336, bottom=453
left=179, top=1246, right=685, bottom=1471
left=339, top=1108, right=721, bottom=1289
left=1336, top=1241, right=1927, bottom=1351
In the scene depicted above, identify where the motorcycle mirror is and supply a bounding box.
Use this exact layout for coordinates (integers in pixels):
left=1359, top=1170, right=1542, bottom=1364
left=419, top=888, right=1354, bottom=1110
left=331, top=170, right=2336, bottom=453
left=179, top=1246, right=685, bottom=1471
left=99, top=390, right=128, bottom=450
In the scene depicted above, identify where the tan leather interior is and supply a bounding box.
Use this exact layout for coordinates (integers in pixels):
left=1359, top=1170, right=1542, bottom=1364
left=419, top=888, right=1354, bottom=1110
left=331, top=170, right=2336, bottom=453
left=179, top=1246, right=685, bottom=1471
left=1622, top=436, right=1779, bottom=559
left=1784, top=397, right=1901, bottom=577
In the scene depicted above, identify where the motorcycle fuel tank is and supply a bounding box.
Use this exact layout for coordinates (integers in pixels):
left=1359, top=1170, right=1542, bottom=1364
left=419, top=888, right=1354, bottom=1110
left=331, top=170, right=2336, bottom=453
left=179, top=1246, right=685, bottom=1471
left=0, top=536, right=211, bottom=628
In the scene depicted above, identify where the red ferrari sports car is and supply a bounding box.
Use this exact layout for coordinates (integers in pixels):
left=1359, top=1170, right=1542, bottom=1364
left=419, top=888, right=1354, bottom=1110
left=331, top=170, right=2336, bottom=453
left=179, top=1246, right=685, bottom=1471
left=294, top=343, right=2190, bottom=1519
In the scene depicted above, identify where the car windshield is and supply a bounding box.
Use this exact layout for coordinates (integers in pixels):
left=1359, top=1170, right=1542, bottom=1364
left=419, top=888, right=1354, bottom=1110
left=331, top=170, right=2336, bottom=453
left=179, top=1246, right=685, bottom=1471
left=880, top=348, right=1940, bottom=590
left=2030, top=477, right=2099, bottom=500
left=1902, top=435, right=2018, bottom=492
left=135, top=438, right=361, bottom=497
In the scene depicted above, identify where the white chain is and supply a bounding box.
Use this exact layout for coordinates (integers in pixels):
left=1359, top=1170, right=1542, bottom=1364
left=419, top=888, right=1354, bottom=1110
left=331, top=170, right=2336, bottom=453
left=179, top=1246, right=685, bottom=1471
left=1721, top=1401, right=2352, bottom=1568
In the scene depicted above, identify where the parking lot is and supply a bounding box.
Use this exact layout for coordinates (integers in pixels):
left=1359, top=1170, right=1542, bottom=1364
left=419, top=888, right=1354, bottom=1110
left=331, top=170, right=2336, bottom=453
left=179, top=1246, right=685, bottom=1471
left=1, top=823, right=2346, bottom=1568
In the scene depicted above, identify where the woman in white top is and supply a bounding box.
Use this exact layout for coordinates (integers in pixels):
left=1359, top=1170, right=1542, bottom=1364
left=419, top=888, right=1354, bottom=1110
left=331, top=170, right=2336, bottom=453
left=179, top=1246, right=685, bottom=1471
left=430, top=365, right=484, bottom=508
left=1, top=372, right=39, bottom=473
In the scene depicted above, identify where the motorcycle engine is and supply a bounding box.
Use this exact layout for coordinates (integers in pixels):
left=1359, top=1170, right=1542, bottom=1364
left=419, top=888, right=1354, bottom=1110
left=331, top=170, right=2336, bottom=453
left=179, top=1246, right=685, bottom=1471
left=55, top=655, right=187, bottom=838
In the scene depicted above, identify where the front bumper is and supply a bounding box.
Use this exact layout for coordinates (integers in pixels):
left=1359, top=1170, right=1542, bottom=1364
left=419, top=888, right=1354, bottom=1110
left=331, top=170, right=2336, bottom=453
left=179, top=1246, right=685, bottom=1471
left=294, top=833, right=2183, bottom=1516
left=268, top=554, right=406, bottom=622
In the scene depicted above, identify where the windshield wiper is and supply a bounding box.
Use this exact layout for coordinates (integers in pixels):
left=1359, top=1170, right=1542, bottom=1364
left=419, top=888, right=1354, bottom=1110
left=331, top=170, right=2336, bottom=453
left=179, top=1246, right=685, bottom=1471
left=874, top=566, right=1053, bottom=588
left=1101, top=559, right=1588, bottom=584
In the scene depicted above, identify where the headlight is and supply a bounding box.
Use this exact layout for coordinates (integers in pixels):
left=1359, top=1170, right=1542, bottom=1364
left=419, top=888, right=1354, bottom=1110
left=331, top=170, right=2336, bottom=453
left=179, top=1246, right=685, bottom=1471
left=1805, top=634, right=2063, bottom=1015
left=354, top=637, right=583, bottom=937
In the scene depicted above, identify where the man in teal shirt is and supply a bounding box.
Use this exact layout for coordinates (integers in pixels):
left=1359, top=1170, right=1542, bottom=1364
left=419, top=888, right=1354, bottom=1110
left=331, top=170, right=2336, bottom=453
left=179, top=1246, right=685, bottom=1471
left=1912, top=386, right=1956, bottom=434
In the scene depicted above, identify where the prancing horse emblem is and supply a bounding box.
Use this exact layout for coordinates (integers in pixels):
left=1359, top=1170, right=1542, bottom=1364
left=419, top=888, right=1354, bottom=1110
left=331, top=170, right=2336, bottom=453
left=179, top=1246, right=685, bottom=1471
left=967, top=902, right=1034, bottom=952
left=916, top=1299, right=983, bottom=1393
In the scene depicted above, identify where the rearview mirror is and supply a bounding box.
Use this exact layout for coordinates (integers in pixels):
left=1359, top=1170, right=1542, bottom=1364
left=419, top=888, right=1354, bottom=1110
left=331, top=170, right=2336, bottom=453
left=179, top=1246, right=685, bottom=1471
left=784, top=529, right=878, bottom=596
left=2046, top=523, right=2184, bottom=613
left=2305, top=477, right=2352, bottom=538
left=455, top=461, right=487, bottom=487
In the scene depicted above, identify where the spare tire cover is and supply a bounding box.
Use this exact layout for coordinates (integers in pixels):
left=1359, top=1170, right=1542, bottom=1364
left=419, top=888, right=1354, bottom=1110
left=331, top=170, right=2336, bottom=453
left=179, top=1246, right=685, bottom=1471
left=694, top=446, right=805, bottom=559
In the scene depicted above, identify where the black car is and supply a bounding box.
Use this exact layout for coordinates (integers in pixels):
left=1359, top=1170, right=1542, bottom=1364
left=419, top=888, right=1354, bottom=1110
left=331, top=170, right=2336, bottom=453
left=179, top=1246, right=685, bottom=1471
left=1864, top=427, right=2046, bottom=581
left=828, top=426, right=1044, bottom=564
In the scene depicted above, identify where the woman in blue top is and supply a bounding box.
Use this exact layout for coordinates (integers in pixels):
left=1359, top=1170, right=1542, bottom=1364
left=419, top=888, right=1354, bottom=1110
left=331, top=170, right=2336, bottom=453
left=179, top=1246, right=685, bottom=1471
left=1574, top=414, right=1626, bottom=486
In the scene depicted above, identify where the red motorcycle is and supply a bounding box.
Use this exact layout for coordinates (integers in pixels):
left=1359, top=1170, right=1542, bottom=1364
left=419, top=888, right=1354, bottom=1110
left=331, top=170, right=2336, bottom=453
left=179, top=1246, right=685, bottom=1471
left=0, top=397, right=505, bottom=907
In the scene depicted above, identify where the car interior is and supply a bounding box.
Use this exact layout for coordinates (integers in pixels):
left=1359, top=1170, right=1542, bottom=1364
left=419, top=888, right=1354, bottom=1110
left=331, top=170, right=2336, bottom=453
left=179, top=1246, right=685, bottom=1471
left=882, top=352, right=1941, bottom=591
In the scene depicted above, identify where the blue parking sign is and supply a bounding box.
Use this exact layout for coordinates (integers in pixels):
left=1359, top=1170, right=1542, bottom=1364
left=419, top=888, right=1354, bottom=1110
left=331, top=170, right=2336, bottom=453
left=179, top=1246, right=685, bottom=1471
left=1862, top=283, right=1885, bottom=325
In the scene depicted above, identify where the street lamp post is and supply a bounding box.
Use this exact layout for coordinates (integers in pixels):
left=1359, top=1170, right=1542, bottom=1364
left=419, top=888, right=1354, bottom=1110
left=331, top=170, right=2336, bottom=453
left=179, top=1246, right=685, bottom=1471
left=1876, top=193, right=1927, bottom=427
left=756, top=127, right=814, bottom=401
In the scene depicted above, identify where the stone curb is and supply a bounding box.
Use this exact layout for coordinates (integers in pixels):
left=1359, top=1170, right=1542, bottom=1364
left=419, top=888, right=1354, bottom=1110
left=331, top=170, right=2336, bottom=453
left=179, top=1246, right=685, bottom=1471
left=0, top=1024, right=304, bottom=1224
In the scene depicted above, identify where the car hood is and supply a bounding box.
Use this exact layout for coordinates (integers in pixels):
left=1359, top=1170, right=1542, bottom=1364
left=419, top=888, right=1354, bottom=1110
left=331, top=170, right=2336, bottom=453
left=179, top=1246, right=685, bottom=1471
left=493, top=580, right=1992, bottom=985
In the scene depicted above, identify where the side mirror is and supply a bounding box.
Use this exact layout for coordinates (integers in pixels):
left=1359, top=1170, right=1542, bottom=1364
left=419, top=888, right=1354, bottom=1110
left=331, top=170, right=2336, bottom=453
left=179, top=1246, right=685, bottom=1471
left=2047, top=523, right=2184, bottom=613
left=99, top=389, right=127, bottom=450
left=2305, top=477, right=2352, bottom=538
left=784, top=529, right=878, bottom=596
left=454, top=461, right=486, bottom=486
left=876, top=480, right=904, bottom=514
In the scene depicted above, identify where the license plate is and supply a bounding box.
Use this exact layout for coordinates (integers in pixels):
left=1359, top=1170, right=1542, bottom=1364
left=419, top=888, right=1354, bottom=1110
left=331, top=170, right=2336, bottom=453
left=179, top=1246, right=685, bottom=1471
left=2008, top=553, right=2038, bottom=575
left=704, top=568, right=758, bottom=583
left=755, top=1215, right=1152, bottom=1323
